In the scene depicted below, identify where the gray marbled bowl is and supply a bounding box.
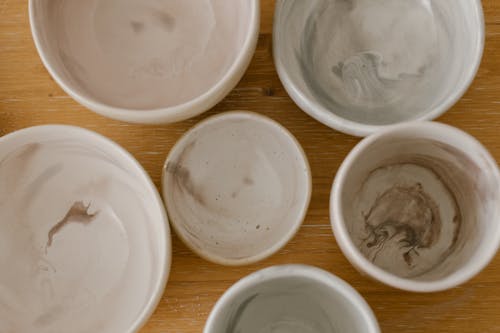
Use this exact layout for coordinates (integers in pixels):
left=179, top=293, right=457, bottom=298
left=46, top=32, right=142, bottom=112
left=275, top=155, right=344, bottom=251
left=274, top=0, right=484, bottom=136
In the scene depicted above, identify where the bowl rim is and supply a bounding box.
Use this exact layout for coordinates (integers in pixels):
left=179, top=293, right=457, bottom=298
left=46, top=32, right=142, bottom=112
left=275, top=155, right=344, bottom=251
left=0, top=125, right=172, bottom=332
left=273, top=0, right=485, bottom=137
left=203, top=264, right=381, bottom=333
left=161, top=111, right=312, bottom=266
left=330, top=121, right=500, bottom=292
left=28, top=0, right=260, bottom=124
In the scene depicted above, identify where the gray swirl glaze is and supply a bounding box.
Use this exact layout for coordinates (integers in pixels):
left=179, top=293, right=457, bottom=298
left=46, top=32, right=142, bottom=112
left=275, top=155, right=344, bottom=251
left=224, top=290, right=336, bottom=333
left=275, top=0, right=482, bottom=126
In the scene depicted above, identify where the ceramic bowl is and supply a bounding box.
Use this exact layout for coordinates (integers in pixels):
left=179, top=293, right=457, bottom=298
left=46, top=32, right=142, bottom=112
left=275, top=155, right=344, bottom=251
left=273, top=0, right=484, bottom=136
left=162, top=111, right=311, bottom=266
left=29, top=0, right=260, bottom=124
left=0, top=125, right=171, bottom=332
left=204, top=265, right=380, bottom=333
left=330, top=121, right=500, bottom=292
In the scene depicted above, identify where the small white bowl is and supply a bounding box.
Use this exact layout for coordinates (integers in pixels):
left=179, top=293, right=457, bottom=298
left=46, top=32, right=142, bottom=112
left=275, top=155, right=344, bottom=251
left=0, top=125, right=170, bottom=332
left=273, top=0, right=484, bottom=136
left=29, top=0, right=260, bottom=124
left=204, top=265, right=380, bottom=333
left=330, top=121, right=500, bottom=292
left=162, top=111, right=311, bottom=266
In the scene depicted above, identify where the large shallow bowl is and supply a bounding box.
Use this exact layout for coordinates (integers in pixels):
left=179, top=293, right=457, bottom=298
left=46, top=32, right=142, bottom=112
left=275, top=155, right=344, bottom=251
left=0, top=125, right=171, bottom=332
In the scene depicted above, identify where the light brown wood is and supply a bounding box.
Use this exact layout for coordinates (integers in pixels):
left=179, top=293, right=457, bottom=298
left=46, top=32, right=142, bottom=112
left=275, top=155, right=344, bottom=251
left=1, top=1, right=500, bottom=332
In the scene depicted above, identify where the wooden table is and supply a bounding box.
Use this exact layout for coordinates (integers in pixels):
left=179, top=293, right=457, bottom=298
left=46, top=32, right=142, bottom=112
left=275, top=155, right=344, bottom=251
left=1, top=1, right=500, bottom=332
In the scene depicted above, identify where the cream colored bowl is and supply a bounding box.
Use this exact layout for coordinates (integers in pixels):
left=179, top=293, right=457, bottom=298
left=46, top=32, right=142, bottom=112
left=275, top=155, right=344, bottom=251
left=29, top=0, right=260, bottom=124
left=162, top=112, right=312, bottom=266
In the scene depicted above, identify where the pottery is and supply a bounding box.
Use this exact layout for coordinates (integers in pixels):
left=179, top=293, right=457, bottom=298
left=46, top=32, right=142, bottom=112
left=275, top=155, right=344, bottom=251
left=29, top=0, right=259, bottom=124
left=330, top=121, right=500, bottom=292
left=162, top=112, right=311, bottom=266
left=0, top=126, right=171, bottom=332
left=204, top=265, right=380, bottom=333
left=273, top=0, right=484, bottom=136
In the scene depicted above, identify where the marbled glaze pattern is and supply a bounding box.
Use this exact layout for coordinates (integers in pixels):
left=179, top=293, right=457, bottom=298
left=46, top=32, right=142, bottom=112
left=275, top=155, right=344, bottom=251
left=226, top=291, right=336, bottom=333
left=32, top=0, right=251, bottom=110
left=339, top=132, right=500, bottom=283
left=0, top=128, right=166, bottom=333
left=162, top=112, right=311, bottom=265
left=352, top=161, right=462, bottom=278
left=205, top=266, right=379, bottom=333
left=274, top=0, right=483, bottom=127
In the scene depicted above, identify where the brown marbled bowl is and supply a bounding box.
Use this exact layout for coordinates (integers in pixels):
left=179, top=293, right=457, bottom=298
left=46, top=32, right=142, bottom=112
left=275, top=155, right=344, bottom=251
left=330, top=121, right=500, bottom=292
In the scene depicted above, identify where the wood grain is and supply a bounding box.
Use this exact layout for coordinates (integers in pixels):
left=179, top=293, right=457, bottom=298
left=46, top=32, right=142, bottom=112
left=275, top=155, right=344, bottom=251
left=1, top=1, right=500, bottom=332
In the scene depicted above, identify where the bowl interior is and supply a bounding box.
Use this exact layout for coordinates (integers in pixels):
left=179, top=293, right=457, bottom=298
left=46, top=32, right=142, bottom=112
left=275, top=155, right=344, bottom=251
left=0, top=126, right=168, bottom=333
left=274, top=0, right=483, bottom=128
left=206, top=267, right=377, bottom=333
left=30, top=0, right=253, bottom=111
left=338, top=124, right=500, bottom=283
left=162, top=112, right=311, bottom=265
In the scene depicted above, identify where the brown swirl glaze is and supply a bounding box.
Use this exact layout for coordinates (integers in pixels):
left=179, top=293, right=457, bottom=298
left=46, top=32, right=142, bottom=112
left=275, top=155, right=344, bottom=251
left=363, top=183, right=443, bottom=266
left=46, top=201, right=100, bottom=249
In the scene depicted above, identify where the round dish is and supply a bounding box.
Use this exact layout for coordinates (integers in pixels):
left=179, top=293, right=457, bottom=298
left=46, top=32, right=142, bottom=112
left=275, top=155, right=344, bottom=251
left=162, top=111, right=311, bottom=266
left=274, top=0, right=484, bottom=136
left=29, top=0, right=260, bottom=124
left=0, top=125, right=170, bottom=332
left=204, top=265, right=380, bottom=333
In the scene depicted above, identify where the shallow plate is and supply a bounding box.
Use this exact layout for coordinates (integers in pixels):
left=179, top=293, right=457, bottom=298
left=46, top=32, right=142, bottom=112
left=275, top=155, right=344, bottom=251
left=162, top=112, right=311, bottom=266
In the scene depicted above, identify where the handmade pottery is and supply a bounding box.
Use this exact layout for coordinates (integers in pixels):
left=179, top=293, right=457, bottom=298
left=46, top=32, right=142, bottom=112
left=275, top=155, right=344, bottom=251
left=162, top=112, right=311, bottom=266
left=0, top=125, right=171, bottom=332
left=29, top=0, right=260, bottom=124
left=330, top=122, right=500, bottom=292
left=274, top=0, right=484, bottom=136
left=204, top=265, right=380, bottom=333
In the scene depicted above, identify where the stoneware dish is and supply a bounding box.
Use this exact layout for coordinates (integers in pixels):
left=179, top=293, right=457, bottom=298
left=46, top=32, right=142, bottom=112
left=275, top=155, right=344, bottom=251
left=330, top=121, right=500, bottom=292
left=162, top=111, right=311, bottom=266
left=0, top=126, right=171, bottom=332
left=273, top=0, right=485, bottom=136
left=29, top=0, right=260, bottom=124
left=204, top=264, right=380, bottom=333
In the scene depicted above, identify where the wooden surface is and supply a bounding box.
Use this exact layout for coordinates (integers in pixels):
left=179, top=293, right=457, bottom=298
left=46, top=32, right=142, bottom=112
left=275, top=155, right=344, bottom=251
left=1, top=1, right=500, bottom=332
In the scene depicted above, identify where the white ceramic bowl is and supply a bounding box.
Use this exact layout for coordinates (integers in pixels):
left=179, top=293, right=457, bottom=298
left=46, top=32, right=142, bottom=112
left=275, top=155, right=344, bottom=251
left=204, top=265, right=380, bottom=333
left=162, top=111, right=312, bottom=266
left=274, top=0, right=484, bottom=136
left=0, top=125, right=170, bottom=332
left=330, top=121, right=500, bottom=292
left=29, top=0, right=260, bottom=124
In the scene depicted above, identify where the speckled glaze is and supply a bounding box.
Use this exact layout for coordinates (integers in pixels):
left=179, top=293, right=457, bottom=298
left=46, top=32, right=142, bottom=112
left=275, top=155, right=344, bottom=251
left=331, top=122, right=500, bottom=292
left=0, top=126, right=170, bottom=333
left=274, top=0, right=484, bottom=136
left=204, top=265, right=380, bottom=333
left=29, top=0, right=259, bottom=124
left=162, top=112, right=311, bottom=266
